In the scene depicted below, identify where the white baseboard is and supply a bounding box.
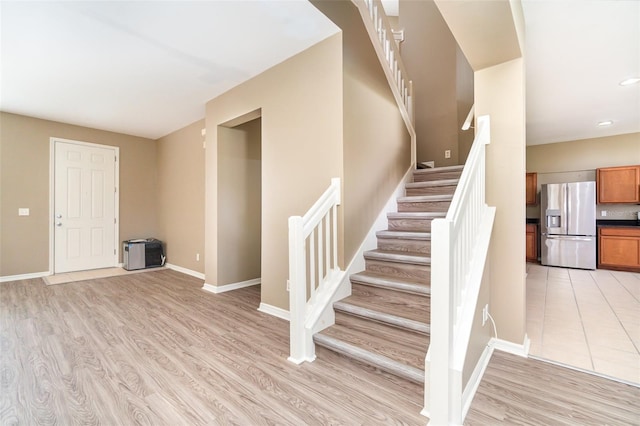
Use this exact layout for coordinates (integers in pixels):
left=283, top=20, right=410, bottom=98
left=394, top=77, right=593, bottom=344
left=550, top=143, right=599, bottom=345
left=201, top=278, right=260, bottom=294
left=462, top=343, right=495, bottom=419
left=490, top=334, right=530, bottom=357
left=258, top=302, right=290, bottom=321
left=0, top=271, right=50, bottom=283
left=165, top=263, right=205, bottom=280
left=342, top=166, right=415, bottom=281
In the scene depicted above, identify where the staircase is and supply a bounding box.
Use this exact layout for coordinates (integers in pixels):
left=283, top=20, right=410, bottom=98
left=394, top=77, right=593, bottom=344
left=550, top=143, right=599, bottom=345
left=313, top=165, right=464, bottom=385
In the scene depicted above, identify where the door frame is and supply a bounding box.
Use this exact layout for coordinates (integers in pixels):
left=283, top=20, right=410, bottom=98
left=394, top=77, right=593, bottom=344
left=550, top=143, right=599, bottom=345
left=49, top=137, right=120, bottom=274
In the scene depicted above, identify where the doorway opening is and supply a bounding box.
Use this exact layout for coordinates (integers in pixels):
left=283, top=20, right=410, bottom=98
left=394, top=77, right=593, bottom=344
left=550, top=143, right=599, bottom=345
left=217, top=111, right=262, bottom=291
left=49, top=138, right=119, bottom=274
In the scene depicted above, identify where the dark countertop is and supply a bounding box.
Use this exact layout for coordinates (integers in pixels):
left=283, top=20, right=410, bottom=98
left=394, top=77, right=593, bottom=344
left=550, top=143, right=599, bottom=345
left=526, top=218, right=540, bottom=225
left=597, top=219, right=640, bottom=227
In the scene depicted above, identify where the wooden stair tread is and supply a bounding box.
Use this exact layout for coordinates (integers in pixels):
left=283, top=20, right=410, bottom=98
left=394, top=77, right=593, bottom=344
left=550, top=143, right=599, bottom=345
left=376, top=230, right=431, bottom=240
left=364, top=249, right=430, bottom=265
left=317, top=314, right=428, bottom=372
left=405, top=179, right=459, bottom=188
left=312, top=333, right=425, bottom=384
left=350, top=271, right=430, bottom=295
left=335, top=284, right=430, bottom=331
left=387, top=212, right=445, bottom=219
left=413, top=165, right=463, bottom=174
left=398, top=194, right=453, bottom=202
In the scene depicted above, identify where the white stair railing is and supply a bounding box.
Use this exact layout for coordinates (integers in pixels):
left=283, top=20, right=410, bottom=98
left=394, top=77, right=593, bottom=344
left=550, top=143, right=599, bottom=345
left=288, top=178, right=344, bottom=364
left=352, top=0, right=417, bottom=166
left=429, top=115, right=496, bottom=424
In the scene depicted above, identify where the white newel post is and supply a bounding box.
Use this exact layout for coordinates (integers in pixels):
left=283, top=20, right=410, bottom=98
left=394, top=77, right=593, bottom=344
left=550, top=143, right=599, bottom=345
left=288, top=215, right=307, bottom=364
left=430, top=218, right=454, bottom=425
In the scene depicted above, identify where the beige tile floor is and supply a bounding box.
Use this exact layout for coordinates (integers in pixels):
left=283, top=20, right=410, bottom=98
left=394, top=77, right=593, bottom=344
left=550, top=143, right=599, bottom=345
left=526, top=263, right=640, bottom=385
left=44, top=266, right=165, bottom=285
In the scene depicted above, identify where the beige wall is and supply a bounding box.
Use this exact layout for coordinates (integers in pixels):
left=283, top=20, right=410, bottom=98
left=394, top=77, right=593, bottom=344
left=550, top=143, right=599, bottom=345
left=527, top=132, right=640, bottom=173
left=156, top=119, right=205, bottom=274
left=217, top=118, right=262, bottom=285
left=313, top=0, right=411, bottom=263
left=0, top=112, right=158, bottom=277
left=526, top=132, right=640, bottom=221
left=456, top=45, right=475, bottom=163
left=476, top=57, right=527, bottom=345
left=399, top=0, right=460, bottom=166
left=205, top=34, right=344, bottom=310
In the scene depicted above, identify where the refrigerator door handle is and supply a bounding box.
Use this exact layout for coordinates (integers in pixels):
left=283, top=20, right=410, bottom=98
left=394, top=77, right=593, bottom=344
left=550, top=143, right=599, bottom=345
left=544, top=235, right=594, bottom=241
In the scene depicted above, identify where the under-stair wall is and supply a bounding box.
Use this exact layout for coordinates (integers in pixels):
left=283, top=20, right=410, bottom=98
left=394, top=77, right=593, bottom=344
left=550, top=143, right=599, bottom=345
left=311, top=0, right=412, bottom=264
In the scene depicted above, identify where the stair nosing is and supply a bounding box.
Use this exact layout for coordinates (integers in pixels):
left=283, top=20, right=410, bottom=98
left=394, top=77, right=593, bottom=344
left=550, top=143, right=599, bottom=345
left=350, top=272, right=430, bottom=296
left=313, top=333, right=425, bottom=384
left=333, top=302, right=430, bottom=335
left=364, top=250, right=430, bottom=265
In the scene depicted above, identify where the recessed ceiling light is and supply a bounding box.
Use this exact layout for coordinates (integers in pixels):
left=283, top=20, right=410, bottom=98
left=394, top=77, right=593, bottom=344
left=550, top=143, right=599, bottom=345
left=620, top=77, right=640, bottom=86
left=597, top=120, right=613, bottom=126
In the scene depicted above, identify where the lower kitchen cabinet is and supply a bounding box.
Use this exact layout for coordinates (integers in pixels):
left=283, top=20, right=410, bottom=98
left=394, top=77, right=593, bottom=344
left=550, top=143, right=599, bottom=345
left=526, top=224, right=537, bottom=262
left=598, top=227, right=640, bottom=272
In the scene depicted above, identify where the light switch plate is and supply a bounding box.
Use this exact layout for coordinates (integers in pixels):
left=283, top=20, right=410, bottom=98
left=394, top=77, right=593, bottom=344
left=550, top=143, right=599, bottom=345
left=18, top=208, right=29, bottom=216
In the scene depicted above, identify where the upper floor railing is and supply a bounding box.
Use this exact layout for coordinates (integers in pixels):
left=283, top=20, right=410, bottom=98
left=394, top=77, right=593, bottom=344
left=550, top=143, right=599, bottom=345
left=352, top=0, right=416, bottom=166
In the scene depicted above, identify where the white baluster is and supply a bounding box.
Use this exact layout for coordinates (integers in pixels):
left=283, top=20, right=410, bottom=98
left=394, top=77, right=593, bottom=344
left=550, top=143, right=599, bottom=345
left=309, top=230, right=316, bottom=304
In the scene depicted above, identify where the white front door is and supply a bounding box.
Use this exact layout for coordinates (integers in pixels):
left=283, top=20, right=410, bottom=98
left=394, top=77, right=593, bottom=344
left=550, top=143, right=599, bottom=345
left=54, top=140, right=118, bottom=273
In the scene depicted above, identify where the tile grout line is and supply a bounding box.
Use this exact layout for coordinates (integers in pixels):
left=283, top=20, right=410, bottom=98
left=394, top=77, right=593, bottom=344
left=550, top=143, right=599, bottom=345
left=568, top=269, right=596, bottom=371
left=605, top=271, right=640, bottom=355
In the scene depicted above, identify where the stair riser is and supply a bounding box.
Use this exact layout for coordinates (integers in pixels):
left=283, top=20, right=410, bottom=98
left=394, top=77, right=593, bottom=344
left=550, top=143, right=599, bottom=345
left=387, top=218, right=434, bottom=232
left=405, top=185, right=457, bottom=196
left=365, top=259, right=430, bottom=283
left=377, top=238, right=430, bottom=254
left=397, top=200, right=451, bottom=213
left=413, top=171, right=462, bottom=182
left=334, top=312, right=427, bottom=338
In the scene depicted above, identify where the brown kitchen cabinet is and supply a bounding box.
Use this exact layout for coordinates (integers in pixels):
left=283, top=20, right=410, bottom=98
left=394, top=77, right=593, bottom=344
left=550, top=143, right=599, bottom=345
left=598, top=227, right=640, bottom=272
left=526, top=224, right=538, bottom=262
left=596, top=165, right=640, bottom=203
left=526, top=172, right=537, bottom=205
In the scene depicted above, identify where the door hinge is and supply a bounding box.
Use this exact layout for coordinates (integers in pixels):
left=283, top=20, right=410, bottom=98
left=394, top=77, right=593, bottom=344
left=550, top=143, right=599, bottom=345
left=114, top=218, right=116, bottom=224
left=114, top=249, right=116, bottom=255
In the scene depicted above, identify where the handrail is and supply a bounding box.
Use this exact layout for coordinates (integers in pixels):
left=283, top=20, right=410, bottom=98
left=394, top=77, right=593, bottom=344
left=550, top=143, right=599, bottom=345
left=461, top=104, right=474, bottom=131
left=429, top=115, right=496, bottom=424
left=352, top=0, right=417, bottom=166
left=288, top=178, right=343, bottom=364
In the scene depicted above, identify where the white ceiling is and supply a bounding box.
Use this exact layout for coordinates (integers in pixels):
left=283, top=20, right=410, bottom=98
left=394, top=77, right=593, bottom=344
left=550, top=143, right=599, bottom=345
left=0, top=0, right=340, bottom=139
left=523, top=0, right=640, bottom=145
left=1, top=0, right=638, bottom=146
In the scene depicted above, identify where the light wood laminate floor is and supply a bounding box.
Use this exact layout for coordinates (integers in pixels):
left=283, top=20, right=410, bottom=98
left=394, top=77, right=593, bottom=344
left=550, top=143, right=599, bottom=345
left=2, top=269, right=639, bottom=425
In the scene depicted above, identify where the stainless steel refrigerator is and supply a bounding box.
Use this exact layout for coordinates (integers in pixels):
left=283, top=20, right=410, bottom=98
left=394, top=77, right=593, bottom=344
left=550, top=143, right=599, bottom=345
left=541, top=182, right=596, bottom=270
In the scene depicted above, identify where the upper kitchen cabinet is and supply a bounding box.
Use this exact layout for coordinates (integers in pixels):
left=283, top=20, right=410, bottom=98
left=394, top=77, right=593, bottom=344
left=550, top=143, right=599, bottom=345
left=596, top=165, right=640, bottom=203
left=526, top=172, right=537, bottom=205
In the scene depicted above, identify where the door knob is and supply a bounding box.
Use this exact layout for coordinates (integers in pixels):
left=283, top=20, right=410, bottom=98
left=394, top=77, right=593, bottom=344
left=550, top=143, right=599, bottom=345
left=56, top=222, right=62, bottom=227
left=56, top=214, right=62, bottom=219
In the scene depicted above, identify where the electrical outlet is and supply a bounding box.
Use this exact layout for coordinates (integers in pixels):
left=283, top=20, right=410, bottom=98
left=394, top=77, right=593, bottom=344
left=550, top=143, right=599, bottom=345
left=444, top=150, right=451, bottom=159
left=482, top=304, right=489, bottom=326
left=601, top=210, right=607, bottom=217
left=18, top=208, right=29, bottom=216
left=286, top=280, right=290, bottom=291
left=196, top=253, right=200, bottom=261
